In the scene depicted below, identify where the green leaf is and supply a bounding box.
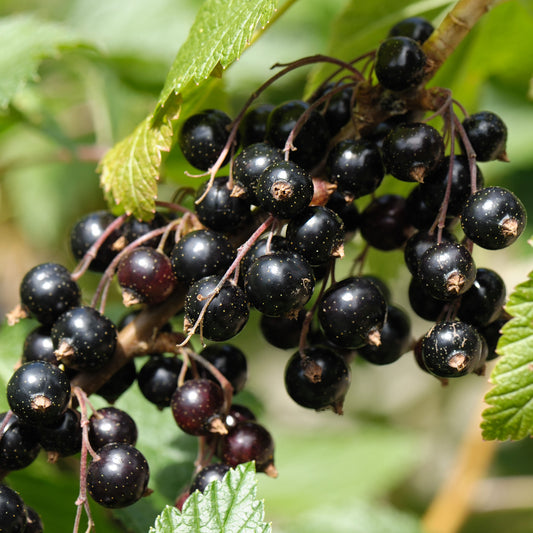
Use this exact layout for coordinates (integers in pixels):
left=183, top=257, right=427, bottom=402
left=149, top=462, right=271, bottom=533
left=482, top=268, right=533, bottom=440
left=0, top=14, right=87, bottom=109
left=98, top=0, right=278, bottom=219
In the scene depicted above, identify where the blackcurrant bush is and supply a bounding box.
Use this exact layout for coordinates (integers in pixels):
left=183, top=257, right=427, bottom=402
left=86, top=443, right=150, bottom=509
left=461, top=111, right=508, bottom=161
left=137, top=355, right=186, bottom=408
left=170, top=229, right=236, bottom=286
left=178, top=109, right=236, bottom=170
left=7, top=361, right=71, bottom=426
left=388, top=16, right=434, bottom=43
left=418, top=242, right=476, bottom=301
left=0, top=412, right=41, bottom=471
left=284, top=346, right=351, bottom=412
left=184, top=276, right=249, bottom=341
left=420, top=321, right=484, bottom=378
left=199, top=344, right=248, bottom=395
left=190, top=463, right=231, bottom=494
left=19, top=263, right=81, bottom=326
left=461, top=186, right=527, bottom=250
left=375, top=36, right=427, bottom=92
left=38, top=408, right=82, bottom=457
left=89, top=407, right=138, bottom=451
left=51, top=306, right=117, bottom=370
left=382, top=122, right=444, bottom=183
left=318, top=277, right=387, bottom=348
left=244, top=251, right=315, bottom=317
left=0, top=484, right=27, bottom=533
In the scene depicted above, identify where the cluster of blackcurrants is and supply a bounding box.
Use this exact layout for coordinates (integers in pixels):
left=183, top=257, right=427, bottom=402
left=1, top=14, right=528, bottom=532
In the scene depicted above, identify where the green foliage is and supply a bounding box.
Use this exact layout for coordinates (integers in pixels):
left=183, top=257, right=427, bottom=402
left=149, top=463, right=271, bottom=533
left=482, top=267, right=533, bottom=440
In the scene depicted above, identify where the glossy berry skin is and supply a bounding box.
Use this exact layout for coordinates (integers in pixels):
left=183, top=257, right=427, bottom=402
left=403, top=229, right=456, bottom=276
left=19, top=263, right=81, bottom=326
left=225, top=404, right=256, bottom=428
left=405, top=185, right=445, bottom=231
left=219, top=421, right=275, bottom=474
left=22, top=326, right=56, bottom=365
left=418, top=242, right=476, bottom=301
left=320, top=85, right=355, bottom=135
left=420, top=155, right=484, bottom=217
left=462, top=111, right=507, bottom=161
left=178, top=109, right=235, bottom=170
left=89, top=407, right=138, bottom=451
left=70, top=211, right=122, bottom=272
left=138, top=355, right=186, bottom=408
left=408, top=277, right=446, bottom=322
left=240, top=236, right=289, bottom=278
left=480, top=315, right=508, bottom=361
left=171, top=379, right=225, bottom=436
left=286, top=206, right=345, bottom=266
left=199, top=344, right=248, bottom=395
left=360, top=194, right=411, bottom=251
left=117, top=247, right=176, bottom=306
left=382, top=122, right=444, bottom=183
left=457, top=268, right=506, bottom=327
left=190, top=463, right=231, bottom=494
left=327, top=139, right=384, bottom=198
left=420, top=321, right=484, bottom=378
left=357, top=305, right=411, bottom=365
left=121, top=212, right=168, bottom=249
left=184, top=276, right=249, bottom=341
left=170, top=229, right=236, bottom=286
left=260, top=310, right=306, bottom=350
left=325, top=191, right=360, bottom=234
left=195, top=176, right=251, bottom=233
left=284, top=346, right=351, bottom=412
left=318, top=277, right=387, bottom=348
left=388, top=16, right=434, bottom=43
left=7, top=361, right=71, bottom=426
left=87, top=443, right=149, bottom=509
left=254, top=160, right=313, bottom=219
left=52, top=306, right=117, bottom=370
left=38, top=408, right=82, bottom=457
left=0, top=484, right=27, bottom=533
left=23, top=506, right=43, bottom=533
left=232, top=142, right=283, bottom=204
left=0, top=412, right=41, bottom=471
left=461, top=186, right=527, bottom=250
left=239, top=103, right=274, bottom=146
left=95, top=360, right=137, bottom=404
left=265, top=99, right=330, bottom=170
left=375, top=36, right=427, bottom=92
left=244, top=251, right=315, bottom=317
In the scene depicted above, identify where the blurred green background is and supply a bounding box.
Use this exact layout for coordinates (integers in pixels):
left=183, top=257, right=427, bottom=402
left=0, top=0, right=533, bottom=531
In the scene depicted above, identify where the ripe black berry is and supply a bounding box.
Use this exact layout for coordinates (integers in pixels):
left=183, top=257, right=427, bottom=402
left=22, top=326, right=56, bottom=365
left=388, top=16, right=434, bottom=43
left=382, top=122, right=444, bottom=183
left=260, top=310, right=306, bottom=350
left=240, top=235, right=289, bottom=279
left=178, top=109, right=236, bottom=170
left=404, top=229, right=456, bottom=276
left=375, top=36, right=427, bottom=92
left=51, top=306, right=117, bottom=370
left=325, top=191, right=360, bottom=234
left=137, top=355, right=186, bottom=408
left=199, top=344, right=248, bottom=395
left=23, top=506, right=43, bottom=533
left=184, top=276, right=249, bottom=341
left=7, top=361, right=71, bottom=426
left=0, top=412, right=41, bottom=471
left=38, top=408, right=82, bottom=457
left=171, top=378, right=226, bottom=436
left=284, top=346, right=351, bottom=412
left=461, top=111, right=508, bottom=161
left=89, top=407, right=138, bottom=451
left=0, top=484, right=27, bottom=533
left=95, top=360, right=137, bottom=404
left=86, top=443, right=149, bottom=508
left=244, top=251, right=315, bottom=317
left=122, top=212, right=168, bottom=249
left=254, top=160, right=313, bottom=219
left=170, top=229, right=236, bottom=286
left=318, top=277, right=387, bottom=348
left=19, top=263, right=81, bottom=326
left=190, top=463, right=231, bottom=494
left=408, top=277, right=446, bottom=322
left=461, top=186, right=527, bottom=250
left=239, top=103, right=274, bottom=146
left=418, top=242, right=476, bottom=301
left=420, top=321, right=484, bottom=378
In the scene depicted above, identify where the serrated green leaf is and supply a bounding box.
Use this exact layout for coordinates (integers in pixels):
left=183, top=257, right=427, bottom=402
left=149, top=462, right=271, bottom=533
left=0, top=14, right=87, bottom=109
left=482, top=269, right=533, bottom=440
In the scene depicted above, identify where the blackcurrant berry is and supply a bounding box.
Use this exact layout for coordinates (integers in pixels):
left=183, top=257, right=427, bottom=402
left=239, top=235, right=289, bottom=279
left=0, top=484, right=27, bottom=533
left=24, top=505, right=43, bottom=533
left=479, top=314, right=509, bottom=361
left=122, top=212, right=168, bottom=249
left=0, top=412, right=41, bottom=471
left=260, top=309, right=306, bottom=350
left=170, top=229, right=236, bottom=286
left=178, top=109, right=236, bottom=170
left=137, top=355, right=186, bottom=408
left=403, top=229, right=457, bottom=276
left=19, top=263, right=81, bottom=326
left=375, top=36, right=427, bottom=92
left=170, top=378, right=226, bottom=436
left=184, top=276, right=249, bottom=341
left=319, top=85, right=355, bottom=135
left=244, top=251, right=315, bottom=317
left=325, top=190, right=360, bottom=234
left=199, top=344, right=248, bottom=395
left=382, top=122, right=444, bottom=183
left=462, top=111, right=508, bottom=162
left=190, top=463, right=231, bottom=494
left=22, top=326, right=56, bottom=365
left=86, top=443, right=150, bottom=508
left=38, top=408, right=82, bottom=457
left=239, top=103, right=274, bottom=146
left=418, top=242, right=476, bottom=301
left=89, top=407, right=138, bottom=451
left=318, top=277, right=387, bottom=348
left=95, top=360, right=137, bottom=404
left=420, top=321, right=484, bottom=378
left=284, top=346, right=351, bottom=412
left=388, top=16, right=434, bottom=43
left=51, top=306, right=117, bottom=370
left=7, top=361, right=71, bottom=426
left=408, top=276, right=446, bottom=322
left=461, top=186, right=527, bottom=250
